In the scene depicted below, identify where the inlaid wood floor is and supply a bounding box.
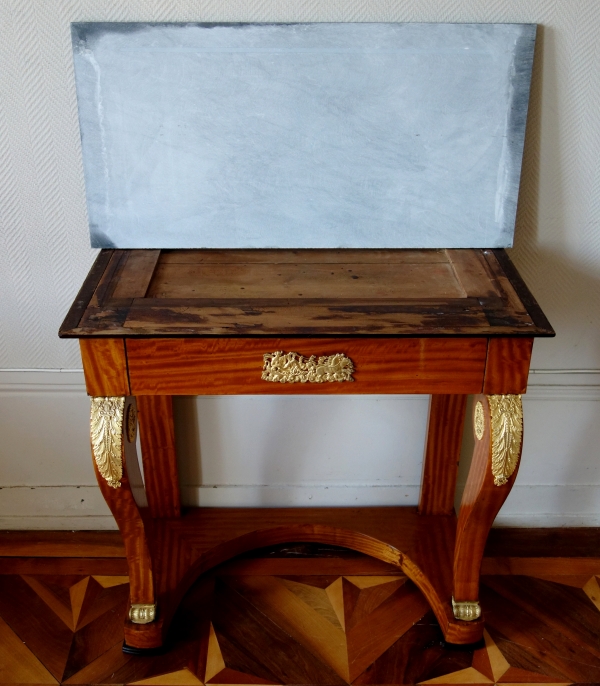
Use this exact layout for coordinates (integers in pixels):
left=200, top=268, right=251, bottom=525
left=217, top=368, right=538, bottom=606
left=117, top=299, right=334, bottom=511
left=1, top=535, right=600, bottom=685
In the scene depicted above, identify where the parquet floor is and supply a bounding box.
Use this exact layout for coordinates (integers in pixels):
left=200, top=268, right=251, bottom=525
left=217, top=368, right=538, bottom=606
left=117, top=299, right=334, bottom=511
left=1, top=536, right=600, bottom=685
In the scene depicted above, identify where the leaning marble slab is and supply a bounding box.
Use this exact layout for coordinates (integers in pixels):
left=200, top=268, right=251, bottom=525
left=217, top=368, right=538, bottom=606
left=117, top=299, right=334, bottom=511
left=71, top=22, right=536, bottom=249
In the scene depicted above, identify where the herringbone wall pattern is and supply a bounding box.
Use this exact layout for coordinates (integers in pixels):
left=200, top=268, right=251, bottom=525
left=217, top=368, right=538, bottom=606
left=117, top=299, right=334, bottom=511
left=1, top=0, right=599, bottom=370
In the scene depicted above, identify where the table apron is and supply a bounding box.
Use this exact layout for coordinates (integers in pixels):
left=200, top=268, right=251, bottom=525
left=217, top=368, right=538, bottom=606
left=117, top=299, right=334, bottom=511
left=124, top=337, right=489, bottom=395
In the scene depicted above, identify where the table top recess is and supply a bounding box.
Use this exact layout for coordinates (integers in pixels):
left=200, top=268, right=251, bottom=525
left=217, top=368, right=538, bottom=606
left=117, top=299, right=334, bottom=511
left=59, top=248, right=554, bottom=338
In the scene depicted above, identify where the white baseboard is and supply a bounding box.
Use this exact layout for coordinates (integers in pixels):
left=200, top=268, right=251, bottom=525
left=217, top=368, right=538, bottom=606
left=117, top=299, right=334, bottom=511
left=0, top=516, right=117, bottom=530
left=1, top=483, right=598, bottom=529
left=1, top=369, right=599, bottom=529
left=180, top=484, right=422, bottom=508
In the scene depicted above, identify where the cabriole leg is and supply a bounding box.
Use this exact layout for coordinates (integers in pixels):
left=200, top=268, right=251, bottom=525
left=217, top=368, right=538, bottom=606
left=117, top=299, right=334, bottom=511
left=452, top=394, right=524, bottom=630
left=90, top=396, right=161, bottom=649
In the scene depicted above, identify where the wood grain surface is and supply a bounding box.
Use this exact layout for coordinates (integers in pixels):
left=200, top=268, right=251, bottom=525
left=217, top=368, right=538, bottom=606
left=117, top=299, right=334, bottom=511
left=59, top=249, right=555, bottom=338
left=80, top=339, right=130, bottom=396
left=157, top=248, right=450, bottom=264
left=126, top=337, right=488, bottom=395
left=136, top=395, right=181, bottom=518
left=59, top=250, right=113, bottom=334
left=131, top=506, right=483, bottom=647
left=418, top=394, right=468, bottom=516
left=124, top=299, right=495, bottom=336
left=0, top=531, right=125, bottom=558
left=146, top=261, right=465, bottom=300
left=111, top=250, right=161, bottom=300
left=483, top=337, right=534, bottom=394
left=4, top=528, right=596, bottom=562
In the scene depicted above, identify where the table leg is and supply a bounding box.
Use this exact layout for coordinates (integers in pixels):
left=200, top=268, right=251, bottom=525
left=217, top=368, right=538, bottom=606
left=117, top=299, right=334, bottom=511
left=137, top=395, right=181, bottom=518
left=419, top=394, right=468, bottom=516
left=89, top=395, right=162, bottom=649
left=452, top=393, right=524, bottom=626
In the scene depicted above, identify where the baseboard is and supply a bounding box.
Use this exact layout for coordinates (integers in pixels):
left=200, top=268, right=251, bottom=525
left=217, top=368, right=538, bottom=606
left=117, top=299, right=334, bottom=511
left=0, top=486, right=115, bottom=530
left=2, top=483, right=600, bottom=529
left=180, top=484, right=422, bottom=507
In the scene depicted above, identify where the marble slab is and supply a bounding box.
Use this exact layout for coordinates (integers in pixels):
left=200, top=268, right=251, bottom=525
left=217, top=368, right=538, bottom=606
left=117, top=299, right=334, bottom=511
left=71, top=22, right=536, bottom=249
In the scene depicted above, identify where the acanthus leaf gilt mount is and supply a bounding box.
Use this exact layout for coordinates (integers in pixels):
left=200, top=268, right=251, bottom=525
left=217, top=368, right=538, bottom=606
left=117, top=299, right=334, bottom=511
left=90, top=396, right=125, bottom=489
left=474, top=395, right=524, bottom=487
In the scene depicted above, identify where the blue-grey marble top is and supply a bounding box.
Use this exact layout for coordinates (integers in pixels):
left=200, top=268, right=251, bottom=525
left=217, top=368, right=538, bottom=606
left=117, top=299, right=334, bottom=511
left=71, top=22, right=536, bottom=249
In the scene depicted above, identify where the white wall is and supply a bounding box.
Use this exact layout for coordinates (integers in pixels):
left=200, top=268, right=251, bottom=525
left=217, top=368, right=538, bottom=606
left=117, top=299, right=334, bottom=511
left=1, top=0, right=600, bottom=528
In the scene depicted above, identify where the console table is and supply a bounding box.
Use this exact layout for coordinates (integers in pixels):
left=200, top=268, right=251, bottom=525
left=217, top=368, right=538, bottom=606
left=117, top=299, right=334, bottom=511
left=59, top=248, right=553, bottom=651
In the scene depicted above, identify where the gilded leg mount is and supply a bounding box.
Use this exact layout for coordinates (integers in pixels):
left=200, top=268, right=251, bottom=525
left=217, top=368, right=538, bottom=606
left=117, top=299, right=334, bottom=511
left=452, top=598, right=482, bottom=621
left=129, top=604, right=157, bottom=624
left=475, top=394, right=523, bottom=487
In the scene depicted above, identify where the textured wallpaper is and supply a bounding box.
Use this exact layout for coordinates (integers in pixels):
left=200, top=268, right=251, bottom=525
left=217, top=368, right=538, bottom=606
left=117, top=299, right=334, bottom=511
left=1, top=0, right=599, bottom=370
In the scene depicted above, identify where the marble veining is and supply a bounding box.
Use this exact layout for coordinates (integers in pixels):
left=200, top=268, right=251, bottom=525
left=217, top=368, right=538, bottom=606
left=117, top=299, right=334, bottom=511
left=71, top=22, right=536, bottom=249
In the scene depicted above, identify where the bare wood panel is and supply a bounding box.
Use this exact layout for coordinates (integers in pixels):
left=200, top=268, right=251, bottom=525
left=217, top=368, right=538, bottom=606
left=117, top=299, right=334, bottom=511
left=490, top=249, right=554, bottom=334
left=453, top=395, right=522, bottom=603
left=483, top=337, right=534, bottom=394
left=88, top=250, right=128, bottom=307
left=147, top=262, right=465, bottom=300
left=59, top=250, right=113, bottom=334
left=445, top=249, right=499, bottom=298
left=80, top=338, right=129, bottom=396
left=418, top=394, right=468, bottom=516
left=480, top=250, right=532, bottom=320
left=126, top=338, right=488, bottom=395
left=158, top=248, right=450, bottom=264
left=124, top=300, right=491, bottom=337
left=137, top=395, right=181, bottom=518
left=78, top=305, right=131, bottom=333
left=111, top=250, right=161, bottom=299
left=483, top=250, right=534, bottom=313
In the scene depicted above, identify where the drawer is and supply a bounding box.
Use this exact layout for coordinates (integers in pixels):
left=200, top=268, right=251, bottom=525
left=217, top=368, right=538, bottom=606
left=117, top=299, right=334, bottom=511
left=126, top=338, right=488, bottom=395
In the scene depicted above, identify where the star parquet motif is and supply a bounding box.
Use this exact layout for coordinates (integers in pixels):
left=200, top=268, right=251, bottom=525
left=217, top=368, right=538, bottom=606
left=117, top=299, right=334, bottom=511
left=1, top=563, right=600, bottom=685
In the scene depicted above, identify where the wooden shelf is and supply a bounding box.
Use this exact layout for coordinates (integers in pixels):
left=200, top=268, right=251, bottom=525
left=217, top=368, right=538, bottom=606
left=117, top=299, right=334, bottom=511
left=123, top=506, right=479, bottom=649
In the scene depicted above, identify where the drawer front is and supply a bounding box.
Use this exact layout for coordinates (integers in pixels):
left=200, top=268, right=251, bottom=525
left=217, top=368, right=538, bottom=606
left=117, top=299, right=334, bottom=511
left=127, top=338, right=487, bottom=395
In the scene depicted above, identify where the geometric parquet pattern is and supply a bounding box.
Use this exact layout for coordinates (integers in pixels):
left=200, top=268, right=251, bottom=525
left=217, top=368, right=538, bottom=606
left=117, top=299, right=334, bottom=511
left=1, top=560, right=600, bottom=685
